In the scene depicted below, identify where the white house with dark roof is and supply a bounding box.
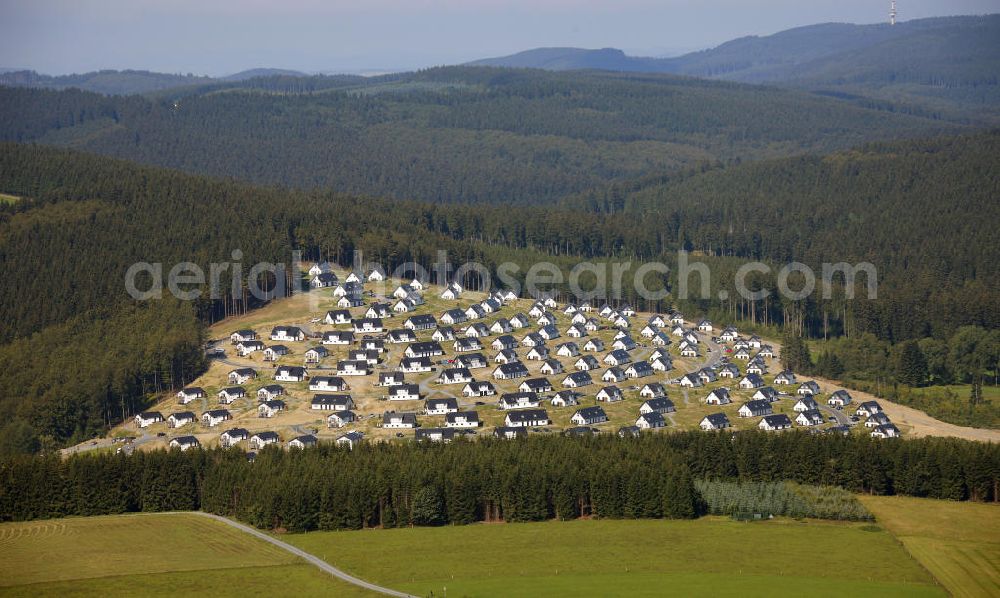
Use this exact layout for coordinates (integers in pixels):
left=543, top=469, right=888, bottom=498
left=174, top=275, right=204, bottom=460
left=382, top=412, right=418, bottom=429
left=463, top=381, right=496, bottom=397
left=639, top=383, right=666, bottom=398
left=596, top=386, right=624, bottom=402
left=700, top=413, right=731, bottom=430
left=705, top=388, right=731, bottom=405
left=220, top=428, right=249, bottom=448
left=793, top=396, right=820, bottom=413
left=759, top=414, right=793, bottom=431
left=217, top=387, right=246, bottom=404
left=550, top=390, right=580, bottom=407
left=270, top=326, right=306, bottom=342
left=794, top=409, right=824, bottom=427
left=250, top=432, right=280, bottom=450
left=200, top=409, right=231, bottom=427
left=169, top=436, right=201, bottom=451
left=562, top=371, right=593, bottom=388
left=636, top=412, right=666, bottom=430
left=504, top=409, right=550, bottom=428
left=275, top=365, right=308, bottom=382
left=445, top=411, right=481, bottom=428
left=602, top=367, right=626, bottom=383
left=798, top=381, right=821, bottom=396
left=640, top=397, right=675, bottom=414
left=176, top=387, right=206, bottom=404
left=571, top=406, right=608, bottom=426
left=310, top=376, right=348, bottom=392
left=257, top=400, right=286, bottom=418
left=327, top=410, right=356, bottom=428
left=738, top=400, right=772, bottom=418
left=425, top=397, right=459, bottom=415
left=311, top=394, right=355, bottom=411
left=828, top=389, right=853, bottom=407
left=387, top=384, right=421, bottom=401
left=739, top=374, right=765, bottom=389
left=167, top=411, right=196, bottom=428
left=855, top=400, right=882, bottom=418
left=498, top=392, right=540, bottom=410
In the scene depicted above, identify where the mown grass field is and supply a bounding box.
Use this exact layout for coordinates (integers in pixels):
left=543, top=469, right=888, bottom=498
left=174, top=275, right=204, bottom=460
left=287, top=516, right=944, bottom=597
left=0, top=514, right=373, bottom=597
left=861, top=495, right=1000, bottom=598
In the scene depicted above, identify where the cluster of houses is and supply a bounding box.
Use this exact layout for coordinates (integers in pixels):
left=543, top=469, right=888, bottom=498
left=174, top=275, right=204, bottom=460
left=146, top=269, right=902, bottom=452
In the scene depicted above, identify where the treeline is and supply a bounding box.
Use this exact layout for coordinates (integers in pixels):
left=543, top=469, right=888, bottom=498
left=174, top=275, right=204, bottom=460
left=2, top=432, right=997, bottom=529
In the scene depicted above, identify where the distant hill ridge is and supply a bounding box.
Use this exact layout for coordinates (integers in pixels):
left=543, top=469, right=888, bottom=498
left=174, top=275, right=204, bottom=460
left=468, top=14, right=1000, bottom=123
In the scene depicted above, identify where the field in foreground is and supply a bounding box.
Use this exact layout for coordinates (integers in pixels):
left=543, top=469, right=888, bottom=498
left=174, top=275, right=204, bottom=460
left=0, top=513, right=372, bottom=597
left=861, top=495, right=1000, bottom=598
left=287, top=516, right=943, bottom=597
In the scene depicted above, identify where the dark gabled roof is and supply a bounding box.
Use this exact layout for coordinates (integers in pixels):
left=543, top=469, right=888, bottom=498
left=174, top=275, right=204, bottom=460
left=575, top=406, right=607, bottom=419
left=445, top=410, right=480, bottom=423
left=608, top=349, right=631, bottom=361
left=762, top=414, right=793, bottom=426
left=390, top=383, right=420, bottom=394
left=221, top=427, right=249, bottom=438
left=407, top=314, right=437, bottom=325
left=703, top=412, right=729, bottom=426
left=170, top=435, right=199, bottom=445
left=220, top=386, right=245, bottom=395
left=312, top=394, right=353, bottom=406
left=169, top=411, right=195, bottom=419
left=505, top=409, right=549, bottom=422
left=426, top=397, right=459, bottom=408
left=500, top=391, right=539, bottom=403
left=521, top=377, right=551, bottom=390
left=639, top=411, right=665, bottom=424
left=496, top=362, right=529, bottom=375
left=276, top=365, right=307, bottom=375
left=253, top=431, right=280, bottom=441
left=382, top=411, right=418, bottom=424
left=743, top=399, right=771, bottom=410
left=643, top=397, right=673, bottom=410
left=202, top=409, right=230, bottom=418
left=291, top=434, right=317, bottom=444
left=408, top=341, right=444, bottom=353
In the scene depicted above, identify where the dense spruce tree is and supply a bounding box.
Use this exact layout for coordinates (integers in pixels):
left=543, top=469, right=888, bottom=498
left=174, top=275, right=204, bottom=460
left=895, top=340, right=928, bottom=387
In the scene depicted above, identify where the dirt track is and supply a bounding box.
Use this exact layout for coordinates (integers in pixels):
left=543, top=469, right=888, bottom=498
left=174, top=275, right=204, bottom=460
left=813, top=377, right=1000, bottom=443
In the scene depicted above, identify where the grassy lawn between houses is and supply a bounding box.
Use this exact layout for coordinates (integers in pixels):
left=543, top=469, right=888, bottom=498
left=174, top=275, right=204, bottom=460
left=286, top=516, right=944, bottom=597
left=860, top=495, right=1000, bottom=598
left=0, top=513, right=373, bottom=597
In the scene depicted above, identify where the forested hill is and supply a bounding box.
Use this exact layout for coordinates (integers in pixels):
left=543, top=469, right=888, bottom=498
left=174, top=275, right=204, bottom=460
left=0, top=67, right=961, bottom=205
left=470, top=15, right=1000, bottom=124
left=0, top=69, right=215, bottom=95
left=563, top=130, right=1000, bottom=340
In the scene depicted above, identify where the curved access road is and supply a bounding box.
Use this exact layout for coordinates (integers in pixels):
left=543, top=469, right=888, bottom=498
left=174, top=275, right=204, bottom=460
left=190, top=511, right=416, bottom=597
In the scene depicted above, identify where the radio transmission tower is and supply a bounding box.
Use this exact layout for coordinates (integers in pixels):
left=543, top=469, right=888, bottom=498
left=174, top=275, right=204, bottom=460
left=890, top=0, right=897, bottom=25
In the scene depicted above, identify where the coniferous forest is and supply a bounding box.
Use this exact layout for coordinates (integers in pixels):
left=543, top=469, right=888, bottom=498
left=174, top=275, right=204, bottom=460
left=2, top=432, right=998, bottom=529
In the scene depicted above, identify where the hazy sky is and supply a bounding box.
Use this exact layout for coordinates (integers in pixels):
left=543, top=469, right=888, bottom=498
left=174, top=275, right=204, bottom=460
left=1, top=0, right=997, bottom=75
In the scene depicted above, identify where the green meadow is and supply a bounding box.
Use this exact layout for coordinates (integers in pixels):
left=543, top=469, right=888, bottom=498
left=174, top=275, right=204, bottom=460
left=0, top=513, right=373, bottom=597
left=287, top=516, right=943, bottom=597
